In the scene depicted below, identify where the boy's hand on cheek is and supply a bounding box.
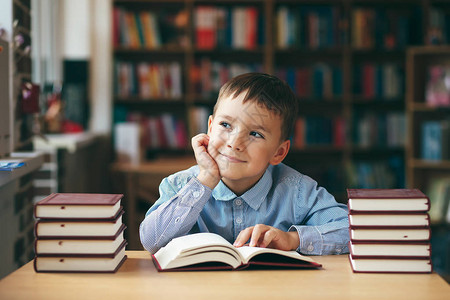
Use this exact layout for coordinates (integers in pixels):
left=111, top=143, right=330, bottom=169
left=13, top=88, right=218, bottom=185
left=192, top=134, right=221, bottom=189
left=233, top=225, right=300, bottom=251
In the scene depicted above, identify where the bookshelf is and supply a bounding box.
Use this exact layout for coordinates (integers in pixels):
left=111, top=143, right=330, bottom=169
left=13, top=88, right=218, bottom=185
left=405, top=46, right=450, bottom=206
left=406, top=45, right=450, bottom=282
left=111, top=0, right=450, bottom=206
left=9, top=0, right=34, bottom=152
left=0, top=0, right=34, bottom=156
left=0, top=0, right=45, bottom=279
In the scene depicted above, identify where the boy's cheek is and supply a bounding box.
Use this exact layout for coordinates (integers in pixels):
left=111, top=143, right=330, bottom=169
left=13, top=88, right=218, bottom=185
left=207, top=138, right=219, bottom=156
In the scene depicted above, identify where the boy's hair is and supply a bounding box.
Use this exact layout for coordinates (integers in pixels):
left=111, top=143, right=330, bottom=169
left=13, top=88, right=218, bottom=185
left=213, top=72, right=299, bottom=141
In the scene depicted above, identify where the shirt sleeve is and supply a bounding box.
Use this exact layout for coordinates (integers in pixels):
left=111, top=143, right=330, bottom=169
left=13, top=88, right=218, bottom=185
left=289, top=175, right=349, bottom=255
left=139, top=175, right=212, bottom=254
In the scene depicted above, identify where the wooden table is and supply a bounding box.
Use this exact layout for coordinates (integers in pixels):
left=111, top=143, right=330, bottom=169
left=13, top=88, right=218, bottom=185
left=0, top=251, right=448, bottom=300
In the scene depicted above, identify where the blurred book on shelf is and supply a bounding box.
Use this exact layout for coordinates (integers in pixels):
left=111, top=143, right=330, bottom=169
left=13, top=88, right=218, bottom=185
left=421, top=120, right=450, bottom=161
left=114, top=61, right=182, bottom=99
left=425, top=65, right=450, bottom=107
left=113, top=7, right=188, bottom=49
left=194, top=6, right=263, bottom=50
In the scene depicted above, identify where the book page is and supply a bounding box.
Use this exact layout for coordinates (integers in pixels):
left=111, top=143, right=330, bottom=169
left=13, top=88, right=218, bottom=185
left=349, top=198, right=428, bottom=211
left=236, top=246, right=316, bottom=265
left=154, top=233, right=242, bottom=269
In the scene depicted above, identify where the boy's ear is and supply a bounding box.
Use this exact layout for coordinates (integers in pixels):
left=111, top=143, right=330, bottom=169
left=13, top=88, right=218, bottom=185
left=207, top=115, right=213, bottom=135
left=269, top=140, right=290, bottom=165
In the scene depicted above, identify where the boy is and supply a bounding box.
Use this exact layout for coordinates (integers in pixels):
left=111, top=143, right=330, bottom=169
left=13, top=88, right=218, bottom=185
left=140, top=73, right=349, bottom=255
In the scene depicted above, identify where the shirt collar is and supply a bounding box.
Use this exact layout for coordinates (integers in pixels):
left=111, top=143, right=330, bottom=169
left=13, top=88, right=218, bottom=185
left=212, top=165, right=274, bottom=211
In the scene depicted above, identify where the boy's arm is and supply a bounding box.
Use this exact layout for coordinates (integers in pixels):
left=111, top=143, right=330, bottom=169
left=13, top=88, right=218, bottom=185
left=289, top=178, right=349, bottom=255
left=139, top=174, right=212, bottom=254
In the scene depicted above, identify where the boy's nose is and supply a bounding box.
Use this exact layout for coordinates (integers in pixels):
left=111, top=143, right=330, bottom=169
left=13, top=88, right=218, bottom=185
left=227, top=131, right=246, bottom=151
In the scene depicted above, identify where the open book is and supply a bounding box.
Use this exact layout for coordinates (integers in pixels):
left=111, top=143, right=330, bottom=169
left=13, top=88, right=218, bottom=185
left=152, top=233, right=321, bottom=271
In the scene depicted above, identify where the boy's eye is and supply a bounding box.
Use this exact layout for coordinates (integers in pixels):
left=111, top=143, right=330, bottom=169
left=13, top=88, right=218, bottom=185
left=250, top=131, right=264, bottom=138
left=220, top=122, right=231, bottom=129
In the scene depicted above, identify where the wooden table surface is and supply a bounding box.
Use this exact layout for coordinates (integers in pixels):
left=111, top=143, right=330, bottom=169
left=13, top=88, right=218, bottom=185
left=0, top=251, right=448, bottom=300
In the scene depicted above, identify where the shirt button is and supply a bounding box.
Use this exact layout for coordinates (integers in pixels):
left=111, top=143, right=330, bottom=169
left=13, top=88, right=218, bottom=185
left=336, top=248, right=342, bottom=254
left=192, top=191, right=200, bottom=198
left=235, top=199, right=242, bottom=206
left=175, top=217, right=180, bottom=223
left=236, top=217, right=242, bottom=224
left=307, top=244, right=314, bottom=252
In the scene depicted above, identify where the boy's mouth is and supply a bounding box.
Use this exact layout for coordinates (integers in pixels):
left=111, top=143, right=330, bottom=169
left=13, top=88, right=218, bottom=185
left=220, top=153, right=245, bottom=163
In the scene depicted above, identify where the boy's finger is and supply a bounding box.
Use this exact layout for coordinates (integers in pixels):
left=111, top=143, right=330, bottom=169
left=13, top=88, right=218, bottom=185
left=259, top=229, right=276, bottom=248
left=250, top=224, right=268, bottom=247
left=234, top=227, right=253, bottom=247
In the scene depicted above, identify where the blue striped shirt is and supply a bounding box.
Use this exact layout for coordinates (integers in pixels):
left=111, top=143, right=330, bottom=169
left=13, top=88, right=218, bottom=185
left=139, top=163, right=349, bottom=255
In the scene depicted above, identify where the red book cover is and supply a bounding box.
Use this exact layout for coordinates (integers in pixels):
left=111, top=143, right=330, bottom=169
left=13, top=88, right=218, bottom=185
left=348, top=188, right=428, bottom=200
left=296, top=68, right=311, bottom=98
left=294, top=118, right=305, bottom=149
left=112, top=7, right=120, bottom=47
left=175, top=119, right=188, bottom=149
left=36, top=193, right=123, bottom=206
left=152, top=254, right=321, bottom=272
left=362, top=63, right=375, bottom=99
left=333, top=117, right=346, bottom=147
left=347, top=188, right=430, bottom=213
left=196, top=6, right=215, bottom=49
left=156, top=117, right=169, bottom=148
left=246, top=7, right=258, bottom=50
left=151, top=232, right=321, bottom=272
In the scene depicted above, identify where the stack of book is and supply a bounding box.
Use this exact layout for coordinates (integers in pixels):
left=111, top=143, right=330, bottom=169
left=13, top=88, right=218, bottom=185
left=347, top=189, right=432, bottom=273
left=33, top=193, right=127, bottom=273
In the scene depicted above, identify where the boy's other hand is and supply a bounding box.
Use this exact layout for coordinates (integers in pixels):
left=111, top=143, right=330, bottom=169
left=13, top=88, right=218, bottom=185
left=233, top=225, right=300, bottom=251
left=192, top=133, right=221, bottom=189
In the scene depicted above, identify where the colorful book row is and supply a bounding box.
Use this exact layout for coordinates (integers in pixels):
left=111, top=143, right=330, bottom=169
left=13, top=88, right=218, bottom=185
left=191, top=59, right=262, bottom=98
left=346, top=156, right=405, bottom=189
left=114, top=61, right=182, bottom=99
left=276, top=5, right=347, bottom=49
left=352, top=8, right=420, bottom=49
left=126, top=112, right=188, bottom=150
left=277, top=64, right=343, bottom=99
left=353, top=63, right=404, bottom=99
left=353, top=112, right=406, bottom=148
left=195, top=6, right=263, bottom=50
left=112, top=7, right=187, bottom=49
left=293, top=116, right=346, bottom=149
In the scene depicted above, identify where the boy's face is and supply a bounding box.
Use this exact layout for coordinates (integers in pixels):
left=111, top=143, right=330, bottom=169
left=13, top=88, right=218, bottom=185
left=207, top=92, right=290, bottom=194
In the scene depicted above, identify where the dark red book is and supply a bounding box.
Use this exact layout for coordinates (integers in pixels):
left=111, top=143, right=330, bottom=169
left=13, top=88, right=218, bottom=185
left=349, top=226, right=431, bottom=242
left=347, top=189, right=430, bottom=213
left=35, top=224, right=126, bottom=256
left=35, top=209, right=125, bottom=238
left=34, top=240, right=127, bottom=273
left=152, top=233, right=321, bottom=272
left=349, top=240, right=431, bottom=259
left=348, top=254, right=432, bottom=274
left=34, top=193, right=123, bottom=219
left=349, top=212, right=430, bottom=228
